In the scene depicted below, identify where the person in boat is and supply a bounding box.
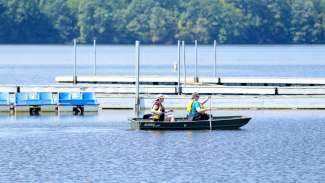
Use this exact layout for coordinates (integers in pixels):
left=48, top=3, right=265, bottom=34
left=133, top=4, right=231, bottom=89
left=151, top=95, right=175, bottom=122
left=186, top=92, right=210, bottom=121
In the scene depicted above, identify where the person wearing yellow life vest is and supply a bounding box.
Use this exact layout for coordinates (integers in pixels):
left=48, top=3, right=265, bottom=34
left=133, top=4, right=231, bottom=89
left=151, top=95, right=175, bottom=122
left=186, top=92, right=210, bottom=121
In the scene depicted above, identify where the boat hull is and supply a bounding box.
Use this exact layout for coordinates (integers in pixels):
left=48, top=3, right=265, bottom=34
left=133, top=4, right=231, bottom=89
left=129, top=116, right=251, bottom=130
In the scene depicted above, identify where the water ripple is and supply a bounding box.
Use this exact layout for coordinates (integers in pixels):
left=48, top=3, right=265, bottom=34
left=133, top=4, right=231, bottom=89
left=0, top=110, right=324, bottom=182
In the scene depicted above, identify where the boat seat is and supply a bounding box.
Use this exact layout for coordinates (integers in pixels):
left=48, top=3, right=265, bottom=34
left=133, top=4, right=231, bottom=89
left=39, top=92, right=54, bottom=105
left=82, top=92, right=97, bottom=105
left=16, top=92, right=29, bottom=105
left=59, top=92, right=97, bottom=105
left=16, top=92, right=55, bottom=106
left=58, top=92, right=72, bottom=105
left=0, top=92, right=9, bottom=105
left=70, top=92, right=85, bottom=105
left=16, top=92, right=42, bottom=106
left=59, top=92, right=83, bottom=105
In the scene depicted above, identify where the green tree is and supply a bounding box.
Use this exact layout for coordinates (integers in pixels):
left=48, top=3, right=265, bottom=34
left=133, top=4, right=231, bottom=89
left=0, top=0, right=10, bottom=42
left=176, top=0, right=210, bottom=43
left=208, top=0, right=243, bottom=44
left=290, top=0, right=316, bottom=43
left=38, top=0, right=79, bottom=42
left=123, top=0, right=156, bottom=43
left=77, top=0, right=126, bottom=43
left=148, top=6, right=176, bottom=43
left=0, top=0, right=325, bottom=44
left=231, top=0, right=292, bottom=43
left=312, top=0, right=325, bottom=43
left=290, top=0, right=325, bottom=43
left=2, top=0, right=57, bottom=43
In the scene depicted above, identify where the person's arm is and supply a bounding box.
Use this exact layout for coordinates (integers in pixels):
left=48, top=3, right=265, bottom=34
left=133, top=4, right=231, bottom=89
left=161, top=104, right=173, bottom=113
left=201, top=96, right=211, bottom=105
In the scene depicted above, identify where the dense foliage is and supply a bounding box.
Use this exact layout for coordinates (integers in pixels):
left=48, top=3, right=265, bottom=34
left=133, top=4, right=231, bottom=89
left=0, top=0, right=324, bottom=44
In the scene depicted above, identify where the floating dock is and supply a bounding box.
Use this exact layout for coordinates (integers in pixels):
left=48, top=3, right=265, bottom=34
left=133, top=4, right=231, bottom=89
left=96, top=94, right=325, bottom=110
left=0, top=91, right=99, bottom=115
left=56, top=75, right=325, bottom=86
left=1, top=82, right=325, bottom=110
left=3, top=84, right=325, bottom=95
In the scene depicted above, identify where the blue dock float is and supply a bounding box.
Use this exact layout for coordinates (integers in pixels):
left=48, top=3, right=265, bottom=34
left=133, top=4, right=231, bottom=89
left=0, top=92, right=10, bottom=112
left=15, top=92, right=56, bottom=113
left=58, top=92, right=99, bottom=113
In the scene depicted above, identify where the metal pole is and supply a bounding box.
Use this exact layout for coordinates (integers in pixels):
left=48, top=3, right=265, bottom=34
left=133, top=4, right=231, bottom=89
left=177, top=40, right=181, bottom=95
left=73, top=39, right=77, bottom=85
left=182, top=41, right=187, bottom=87
left=209, top=97, right=212, bottom=130
left=135, top=41, right=140, bottom=115
left=214, top=40, right=217, bottom=77
left=195, top=40, right=198, bottom=82
left=94, top=39, right=97, bottom=75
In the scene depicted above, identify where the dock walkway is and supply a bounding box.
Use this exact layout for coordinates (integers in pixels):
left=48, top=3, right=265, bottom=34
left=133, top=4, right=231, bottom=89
left=56, top=75, right=325, bottom=86
left=1, top=82, right=325, bottom=109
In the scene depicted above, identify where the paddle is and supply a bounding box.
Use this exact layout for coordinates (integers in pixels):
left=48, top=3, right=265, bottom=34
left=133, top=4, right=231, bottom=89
left=209, top=96, right=212, bottom=130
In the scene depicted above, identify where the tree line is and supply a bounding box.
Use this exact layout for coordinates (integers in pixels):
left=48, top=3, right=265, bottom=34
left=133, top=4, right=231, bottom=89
left=0, top=0, right=324, bottom=44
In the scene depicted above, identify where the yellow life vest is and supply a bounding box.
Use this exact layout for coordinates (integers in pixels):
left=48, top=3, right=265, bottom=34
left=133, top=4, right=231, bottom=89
left=186, top=99, right=193, bottom=113
left=151, top=102, right=163, bottom=120
left=186, top=99, right=205, bottom=113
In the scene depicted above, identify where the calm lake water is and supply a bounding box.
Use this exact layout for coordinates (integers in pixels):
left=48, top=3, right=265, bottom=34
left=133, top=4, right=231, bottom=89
left=0, top=110, right=324, bottom=182
left=0, top=45, right=325, bottom=182
left=0, top=45, right=325, bottom=84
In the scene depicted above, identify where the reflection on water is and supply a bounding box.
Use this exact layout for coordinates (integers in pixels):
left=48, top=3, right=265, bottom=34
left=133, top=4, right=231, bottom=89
left=0, top=110, right=324, bottom=182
